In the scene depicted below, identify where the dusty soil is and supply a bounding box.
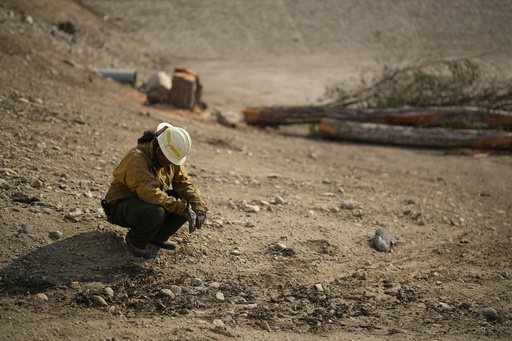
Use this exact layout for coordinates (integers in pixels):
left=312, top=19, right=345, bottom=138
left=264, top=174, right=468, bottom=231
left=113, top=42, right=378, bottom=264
left=1, top=1, right=511, bottom=340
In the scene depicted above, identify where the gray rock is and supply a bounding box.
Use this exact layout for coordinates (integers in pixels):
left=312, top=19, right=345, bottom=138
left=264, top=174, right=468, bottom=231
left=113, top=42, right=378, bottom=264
left=275, top=195, right=285, bottom=205
left=191, top=278, right=203, bottom=286
left=160, top=289, right=175, bottom=299
left=49, top=231, right=63, bottom=240
left=482, top=307, right=498, bottom=319
left=341, top=200, right=355, bottom=209
left=170, top=285, right=182, bottom=294
left=223, top=314, right=234, bottom=323
left=0, top=179, right=9, bottom=190
left=373, top=228, right=391, bottom=252
left=22, top=224, right=34, bottom=233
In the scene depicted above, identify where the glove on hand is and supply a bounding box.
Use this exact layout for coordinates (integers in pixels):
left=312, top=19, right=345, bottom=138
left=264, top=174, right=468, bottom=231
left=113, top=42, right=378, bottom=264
left=194, top=210, right=207, bottom=230
left=183, top=204, right=197, bottom=233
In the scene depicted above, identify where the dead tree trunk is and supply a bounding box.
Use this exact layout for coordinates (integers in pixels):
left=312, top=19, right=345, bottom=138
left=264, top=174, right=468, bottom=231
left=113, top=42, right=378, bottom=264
left=244, top=105, right=512, bottom=129
left=319, top=118, right=512, bottom=150
left=244, top=106, right=326, bottom=126
left=325, top=106, right=512, bottom=128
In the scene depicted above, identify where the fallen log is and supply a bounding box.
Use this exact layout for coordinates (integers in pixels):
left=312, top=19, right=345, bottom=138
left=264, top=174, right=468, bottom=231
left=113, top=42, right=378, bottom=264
left=319, top=118, right=512, bottom=150
left=325, top=106, right=512, bottom=129
left=244, top=105, right=512, bottom=129
left=244, top=106, right=326, bottom=126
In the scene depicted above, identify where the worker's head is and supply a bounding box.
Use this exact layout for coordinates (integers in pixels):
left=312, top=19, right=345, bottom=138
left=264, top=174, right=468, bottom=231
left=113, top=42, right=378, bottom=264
left=155, top=122, right=191, bottom=166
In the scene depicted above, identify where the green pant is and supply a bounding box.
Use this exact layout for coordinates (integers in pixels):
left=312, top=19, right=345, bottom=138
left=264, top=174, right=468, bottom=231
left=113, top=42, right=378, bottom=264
left=110, top=197, right=187, bottom=248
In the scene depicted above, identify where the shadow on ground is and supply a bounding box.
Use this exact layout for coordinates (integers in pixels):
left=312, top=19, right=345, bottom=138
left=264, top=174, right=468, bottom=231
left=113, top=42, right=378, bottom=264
left=0, top=231, right=148, bottom=293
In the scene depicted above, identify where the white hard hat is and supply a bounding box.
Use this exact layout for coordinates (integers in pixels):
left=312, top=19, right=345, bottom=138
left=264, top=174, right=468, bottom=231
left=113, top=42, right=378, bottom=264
left=156, top=122, right=191, bottom=165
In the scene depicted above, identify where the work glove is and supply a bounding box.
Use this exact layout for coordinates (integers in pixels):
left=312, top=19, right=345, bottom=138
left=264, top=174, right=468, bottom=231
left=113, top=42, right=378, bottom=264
left=194, top=209, right=207, bottom=230
left=183, top=203, right=197, bottom=233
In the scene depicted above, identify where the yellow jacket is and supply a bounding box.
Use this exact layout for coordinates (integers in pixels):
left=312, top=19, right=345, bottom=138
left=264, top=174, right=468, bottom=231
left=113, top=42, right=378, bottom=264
left=105, top=141, right=207, bottom=214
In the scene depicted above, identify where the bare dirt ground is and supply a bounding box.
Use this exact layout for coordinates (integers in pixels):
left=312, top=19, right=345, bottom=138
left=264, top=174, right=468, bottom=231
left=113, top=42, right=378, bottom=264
left=0, top=1, right=511, bottom=340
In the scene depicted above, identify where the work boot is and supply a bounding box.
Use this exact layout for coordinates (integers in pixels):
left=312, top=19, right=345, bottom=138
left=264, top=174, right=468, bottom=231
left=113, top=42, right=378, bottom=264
left=150, top=239, right=177, bottom=250
left=125, top=235, right=158, bottom=259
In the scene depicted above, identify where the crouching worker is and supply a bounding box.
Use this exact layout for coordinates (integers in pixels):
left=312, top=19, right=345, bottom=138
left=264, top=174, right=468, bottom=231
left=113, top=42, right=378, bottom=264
left=102, top=122, right=208, bottom=259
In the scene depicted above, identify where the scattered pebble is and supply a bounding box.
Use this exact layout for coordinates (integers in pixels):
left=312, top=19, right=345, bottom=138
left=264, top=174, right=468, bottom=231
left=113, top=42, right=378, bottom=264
left=315, top=283, right=324, bottom=292
left=160, top=289, right=175, bottom=299
left=275, top=195, right=285, bottom=205
left=22, top=224, right=34, bottom=234
left=373, top=228, right=391, bottom=252
left=34, top=293, right=48, bottom=302
left=104, top=287, right=114, bottom=297
left=49, top=231, right=63, bottom=240
left=0, top=179, right=10, bottom=189
left=482, top=307, right=498, bottom=319
left=216, top=292, right=225, bottom=301
left=384, top=285, right=401, bottom=296
left=169, top=285, right=182, bottom=294
left=340, top=200, right=355, bottom=209
left=92, top=295, right=108, bottom=307
left=213, top=319, right=225, bottom=327
left=191, top=278, right=203, bottom=286
left=245, top=205, right=260, bottom=213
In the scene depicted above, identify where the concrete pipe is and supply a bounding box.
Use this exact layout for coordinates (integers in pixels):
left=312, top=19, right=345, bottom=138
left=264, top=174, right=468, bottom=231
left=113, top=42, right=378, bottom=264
left=91, top=68, right=137, bottom=85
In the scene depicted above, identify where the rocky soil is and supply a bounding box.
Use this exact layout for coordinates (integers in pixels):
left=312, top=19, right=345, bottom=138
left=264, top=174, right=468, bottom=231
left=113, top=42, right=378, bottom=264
left=0, top=1, right=511, bottom=340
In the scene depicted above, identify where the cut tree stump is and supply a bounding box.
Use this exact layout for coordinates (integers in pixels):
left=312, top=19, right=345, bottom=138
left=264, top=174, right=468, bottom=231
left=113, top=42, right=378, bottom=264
left=169, top=66, right=204, bottom=111
left=319, top=118, right=512, bottom=150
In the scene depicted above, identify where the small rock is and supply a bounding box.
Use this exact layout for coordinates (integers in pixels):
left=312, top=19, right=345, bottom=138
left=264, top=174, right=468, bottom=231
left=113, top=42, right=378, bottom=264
left=213, top=319, right=225, bottom=327
left=49, top=231, right=63, bottom=240
left=270, top=243, right=286, bottom=252
left=340, top=200, right=355, bottom=209
left=216, top=292, right=225, bottom=301
left=352, top=270, right=367, bottom=279
left=22, top=224, right=34, bottom=234
left=384, top=285, right=401, bottom=296
left=92, top=295, right=108, bottom=307
left=0, top=179, right=10, bottom=190
left=191, top=278, right=203, bottom=287
left=66, top=208, right=83, bottom=219
left=169, top=285, right=182, bottom=295
left=373, top=228, right=391, bottom=252
left=439, top=302, right=452, bottom=310
left=260, top=320, right=271, bottom=332
left=244, top=205, right=260, bottom=213
left=223, top=315, right=234, bottom=323
left=197, top=287, right=208, bottom=295
left=160, top=289, right=175, bottom=299
left=482, top=307, right=498, bottom=319
left=247, top=303, right=258, bottom=309
left=84, top=191, right=93, bottom=198
left=104, top=287, right=114, bottom=297
left=267, top=173, right=279, bottom=178
left=34, top=293, right=48, bottom=302
left=231, top=249, right=241, bottom=256
left=209, top=282, right=221, bottom=289
left=322, top=179, right=332, bottom=184
left=31, top=179, right=43, bottom=188
left=315, top=283, right=324, bottom=292
left=275, top=195, right=285, bottom=205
